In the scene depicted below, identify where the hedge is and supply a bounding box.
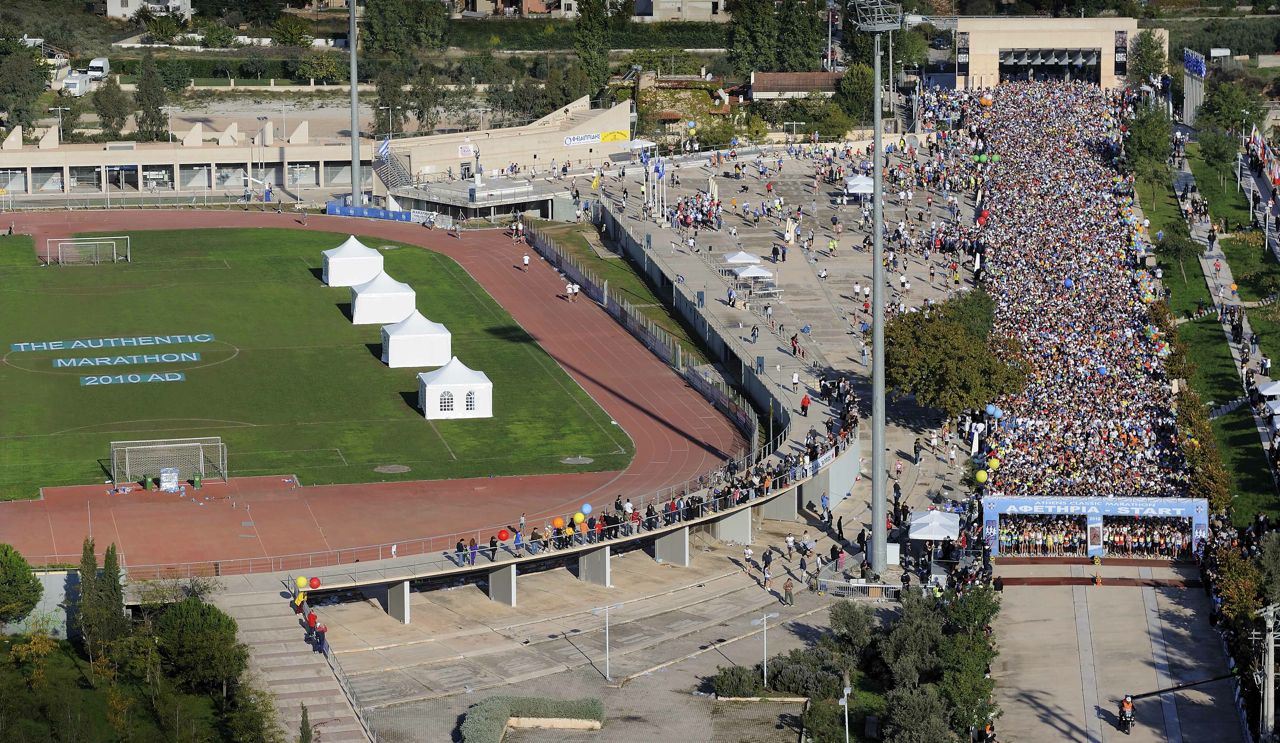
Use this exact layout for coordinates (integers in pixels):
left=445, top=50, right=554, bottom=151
left=101, top=57, right=309, bottom=81
left=459, top=696, right=604, bottom=742
left=444, top=19, right=727, bottom=50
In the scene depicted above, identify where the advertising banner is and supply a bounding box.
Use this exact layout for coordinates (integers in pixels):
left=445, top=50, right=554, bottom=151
left=981, top=495, right=1209, bottom=557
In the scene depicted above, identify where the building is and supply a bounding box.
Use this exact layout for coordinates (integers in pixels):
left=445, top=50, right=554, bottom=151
left=105, top=0, right=193, bottom=21
left=633, top=0, right=727, bottom=22
left=952, top=17, right=1163, bottom=90
left=749, top=71, right=843, bottom=101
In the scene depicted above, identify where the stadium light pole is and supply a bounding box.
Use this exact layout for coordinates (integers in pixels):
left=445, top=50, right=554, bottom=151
left=851, top=0, right=902, bottom=576
left=348, top=0, right=361, bottom=206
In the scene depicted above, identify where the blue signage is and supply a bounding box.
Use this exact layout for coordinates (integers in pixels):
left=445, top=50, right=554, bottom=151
left=325, top=203, right=415, bottom=222
left=54, top=352, right=201, bottom=368
left=11, top=334, right=215, bottom=353
left=981, top=495, right=1209, bottom=558
left=80, top=372, right=186, bottom=386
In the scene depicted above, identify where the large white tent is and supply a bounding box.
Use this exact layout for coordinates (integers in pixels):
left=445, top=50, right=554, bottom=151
left=723, top=250, right=762, bottom=265
left=381, top=310, right=451, bottom=368
left=908, top=510, right=960, bottom=541
left=1260, top=380, right=1280, bottom=397
left=734, top=265, right=774, bottom=281
left=350, top=272, right=416, bottom=325
left=322, top=235, right=383, bottom=287
left=417, top=357, right=493, bottom=420
left=845, top=175, right=874, bottom=195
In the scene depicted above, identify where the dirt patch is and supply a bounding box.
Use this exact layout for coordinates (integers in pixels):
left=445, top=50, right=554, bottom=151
left=561, top=456, right=595, bottom=465
left=374, top=464, right=411, bottom=474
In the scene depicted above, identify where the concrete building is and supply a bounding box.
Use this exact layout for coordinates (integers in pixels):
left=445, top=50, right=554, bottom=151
left=749, top=71, right=843, bottom=101
left=633, top=0, right=727, bottom=22
left=952, top=17, right=1161, bottom=90
left=105, top=0, right=193, bottom=21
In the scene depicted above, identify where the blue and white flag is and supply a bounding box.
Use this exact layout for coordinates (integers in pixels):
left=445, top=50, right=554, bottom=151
left=377, top=137, right=391, bottom=161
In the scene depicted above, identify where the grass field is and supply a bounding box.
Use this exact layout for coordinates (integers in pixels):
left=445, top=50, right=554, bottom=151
left=0, top=229, right=632, bottom=500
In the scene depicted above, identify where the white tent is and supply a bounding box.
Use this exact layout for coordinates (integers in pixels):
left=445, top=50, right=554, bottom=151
left=723, top=250, right=762, bottom=265
left=1260, top=380, right=1280, bottom=397
left=1267, top=399, right=1280, bottom=416
left=734, top=265, right=774, bottom=280
left=845, top=175, right=874, bottom=195
left=381, top=310, right=451, bottom=368
left=908, top=510, right=960, bottom=541
left=629, top=138, right=657, bottom=150
left=417, top=357, right=493, bottom=420
left=350, top=272, right=416, bottom=325
left=322, top=235, right=383, bottom=287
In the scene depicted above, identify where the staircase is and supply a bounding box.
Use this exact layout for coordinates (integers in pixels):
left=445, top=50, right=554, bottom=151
left=215, top=591, right=371, bottom=742
left=373, top=151, right=414, bottom=192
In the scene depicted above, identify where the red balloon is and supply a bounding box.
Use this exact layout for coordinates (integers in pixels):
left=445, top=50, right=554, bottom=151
left=497, top=529, right=510, bottom=541
left=306, top=611, right=317, bottom=627
left=309, top=577, right=320, bottom=590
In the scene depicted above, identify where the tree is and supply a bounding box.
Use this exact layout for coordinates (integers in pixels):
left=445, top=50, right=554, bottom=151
left=942, top=586, right=1000, bottom=636
left=1126, top=104, right=1171, bottom=171
left=1257, top=532, right=1280, bottom=606
left=0, top=543, right=40, bottom=625
left=0, top=51, right=47, bottom=129
left=239, top=0, right=285, bottom=25
left=240, top=53, right=268, bottom=80
left=938, top=633, right=998, bottom=734
left=374, top=68, right=409, bottom=135
left=270, top=15, right=314, bottom=49
left=890, top=29, right=929, bottom=80
left=75, top=538, right=100, bottom=663
left=836, top=63, right=874, bottom=123
left=775, top=0, right=823, bottom=72
left=299, top=703, right=313, bottom=743
left=155, top=597, right=248, bottom=698
left=134, top=52, right=168, bottom=141
left=574, top=0, right=611, bottom=92
left=1198, top=127, right=1237, bottom=188
left=1216, top=549, right=1262, bottom=621
left=829, top=600, right=876, bottom=659
left=224, top=678, right=286, bottom=743
left=410, top=69, right=445, bottom=134
left=878, top=591, right=943, bottom=687
left=883, top=684, right=956, bottom=743
left=1128, top=28, right=1166, bottom=84
left=10, top=613, right=57, bottom=689
left=1197, top=78, right=1265, bottom=134
left=296, top=52, right=342, bottom=84
left=200, top=21, right=237, bottom=49
left=1157, top=231, right=1201, bottom=285
left=609, top=0, right=636, bottom=34
left=363, top=0, right=411, bottom=57
left=145, top=15, right=181, bottom=45
left=160, top=60, right=191, bottom=94
left=97, top=544, right=129, bottom=649
left=728, top=0, right=778, bottom=75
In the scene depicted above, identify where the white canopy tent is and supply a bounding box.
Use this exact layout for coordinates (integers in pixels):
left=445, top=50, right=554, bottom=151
left=322, top=235, right=383, bottom=287
left=350, top=272, right=416, bottom=325
left=1267, top=399, right=1280, bottom=416
left=629, top=138, right=657, bottom=151
left=381, top=310, right=451, bottom=368
left=1260, top=380, right=1280, bottom=397
left=417, top=357, right=493, bottom=420
left=908, top=510, right=960, bottom=541
left=845, top=175, right=874, bottom=195
left=723, top=250, right=762, bottom=265
left=734, top=265, right=774, bottom=281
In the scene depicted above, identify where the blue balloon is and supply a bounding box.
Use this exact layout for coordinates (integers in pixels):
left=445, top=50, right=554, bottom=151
left=994, top=408, right=1004, bottom=419
left=1064, top=278, right=1074, bottom=289
left=582, top=503, right=592, bottom=515
left=1098, top=366, right=1107, bottom=376
left=985, top=404, right=997, bottom=416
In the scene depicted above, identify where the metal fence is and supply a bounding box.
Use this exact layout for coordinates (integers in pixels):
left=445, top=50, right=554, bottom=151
left=322, top=643, right=378, bottom=742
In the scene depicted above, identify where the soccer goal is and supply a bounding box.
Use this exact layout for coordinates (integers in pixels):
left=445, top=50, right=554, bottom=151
left=43, top=235, right=131, bottom=265
left=110, top=437, right=228, bottom=485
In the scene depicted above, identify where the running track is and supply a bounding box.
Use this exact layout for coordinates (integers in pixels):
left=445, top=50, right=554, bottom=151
left=0, top=211, right=746, bottom=570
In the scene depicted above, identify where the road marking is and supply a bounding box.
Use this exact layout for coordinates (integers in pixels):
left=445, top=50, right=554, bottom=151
left=1142, top=580, right=1184, bottom=743
left=1072, top=584, right=1103, bottom=743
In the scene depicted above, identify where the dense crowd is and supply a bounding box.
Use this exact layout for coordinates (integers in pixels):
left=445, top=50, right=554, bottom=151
left=934, top=82, right=1188, bottom=498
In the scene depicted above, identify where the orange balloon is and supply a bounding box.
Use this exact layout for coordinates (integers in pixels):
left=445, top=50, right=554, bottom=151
left=552, top=516, right=565, bottom=529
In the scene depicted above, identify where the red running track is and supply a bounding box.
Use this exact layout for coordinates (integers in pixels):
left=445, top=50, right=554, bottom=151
left=0, top=211, right=746, bottom=571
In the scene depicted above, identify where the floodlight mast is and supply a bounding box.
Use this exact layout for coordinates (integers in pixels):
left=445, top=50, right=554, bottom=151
left=850, top=0, right=902, bottom=576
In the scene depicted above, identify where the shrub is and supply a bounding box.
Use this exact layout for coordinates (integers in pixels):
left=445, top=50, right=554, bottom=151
left=0, top=543, right=41, bottom=625
left=766, top=647, right=849, bottom=700
left=459, top=696, right=604, bottom=743
left=712, top=664, right=763, bottom=697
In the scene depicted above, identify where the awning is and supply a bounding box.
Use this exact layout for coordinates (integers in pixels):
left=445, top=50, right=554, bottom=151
left=908, top=510, right=960, bottom=541
left=630, top=139, right=657, bottom=150
left=733, top=265, right=774, bottom=280
left=723, top=250, right=762, bottom=265
left=1260, top=380, right=1280, bottom=397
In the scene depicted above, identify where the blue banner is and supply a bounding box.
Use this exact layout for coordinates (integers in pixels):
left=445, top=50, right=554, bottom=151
left=11, top=334, right=214, bottom=353
left=54, top=352, right=201, bottom=368
left=325, top=203, right=414, bottom=222
left=80, top=372, right=186, bottom=386
left=981, top=495, right=1209, bottom=558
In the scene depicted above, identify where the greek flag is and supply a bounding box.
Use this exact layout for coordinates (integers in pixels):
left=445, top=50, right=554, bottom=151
left=377, top=137, right=391, bottom=161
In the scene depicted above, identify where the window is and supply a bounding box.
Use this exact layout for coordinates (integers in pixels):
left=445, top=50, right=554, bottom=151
left=465, top=390, right=476, bottom=411
left=440, top=391, right=454, bottom=412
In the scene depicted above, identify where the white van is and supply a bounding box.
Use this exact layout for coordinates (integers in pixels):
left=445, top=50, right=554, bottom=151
left=63, top=73, right=92, bottom=97
left=87, top=58, right=109, bottom=80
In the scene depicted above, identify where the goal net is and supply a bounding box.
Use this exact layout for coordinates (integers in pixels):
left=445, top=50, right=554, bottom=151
left=110, top=437, right=228, bottom=485
left=44, top=236, right=132, bottom=265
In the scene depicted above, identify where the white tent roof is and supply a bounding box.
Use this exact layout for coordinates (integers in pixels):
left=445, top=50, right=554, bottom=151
left=417, top=356, right=491, bottom=387
left=352, top=271, right=413, bottom=297
left=845, top=181, right=874, bottom=195
left=383, top=310, right=449, bottom=338
left=845, top=174, right=873, bottom=187
left=734, top=265, right=774, bottom=279
left=630, top=138, right=657, bottom=150
left=908, top=510, right=960, bottom=541
left=322, top=235, right=380, bottom=260
left=1260, top=380, right=1280, bottom=397
left=1267, top=399, right=1280, bottom=416
left=723, top=250, right=762, bottom=265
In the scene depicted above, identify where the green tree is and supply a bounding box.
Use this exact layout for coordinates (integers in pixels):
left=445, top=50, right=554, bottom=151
left=836, top=63, right=874, bottom=123
left=270, top=15, right=314, bottom=49
left=155, top=597, right=248, bottom=698
left=160, top=60, right=191, bottom=94
left=75, top=537, right=100, bottom=663
left=374, top=68, right=409, bottom=135
left=890, top=29, right=928, bottom=79
left=883, top=684, right=956, bottom=743
left=1197, top=127, right=1237, bottom=185
left=0, top=543, right=41, bottom=625
left=1157, top=231, right=1201, bottom=285
left=134, top=52, right=168, bottom=142
left=0, top=50, right=47, bottom=129
left=1126, top=104, right=1171, bottom=171
left=200, top=21, right=237, bottom=49
left=145, top=15, right=182, bottom=45
left=299, top=703, right=313, bottom=743
left=1257, top=532, right=1280, bottom=606
left=938, top=633, right=997, bottom=734
left=775, top=0, right=823, bottom=72
left=410, top=69, right=445, bottom=134
left=97, top=544, right=129, bottom=650
left=240, top=53, right=269, bottom=80
left=728, top=0, right=778, bottom=75
left=879, top=591, right=943, bottom=687
left=943, top=586, right=1000, bottom=636
left=363, top=0, right=409, bottom=57
left=609, top=0, right=636, bottom=33
left=415, top=0, right=449, bottom=49
left=239, top=0, right=285, bottom=25
left=574, top=0, right=611, bottom=92
left=1197, top=78, right=1264, bottom=134
left=1217, top=549, right=1262, bottom=621
left=829, top=600, right=876, bottom=659
left=296, top=52, right=342, bottom=84
left=1128, top=28, right=1167, bottom=83
left=225, top=679, right=286, bottom=743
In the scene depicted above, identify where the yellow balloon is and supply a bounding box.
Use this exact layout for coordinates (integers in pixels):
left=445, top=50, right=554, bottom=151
left=295, top=576, right=308, bottom=589
left=573, top=512, right=585, bottom=524
left=987, top=458, right=1000, bottom=471
left=975, top=469, right=989, bottom=484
